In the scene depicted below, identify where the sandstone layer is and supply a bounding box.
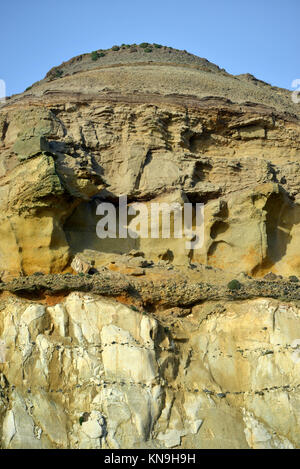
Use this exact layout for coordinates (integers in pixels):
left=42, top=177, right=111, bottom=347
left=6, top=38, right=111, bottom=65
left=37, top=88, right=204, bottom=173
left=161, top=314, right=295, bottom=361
left=0, top=44, right=300, bottom=449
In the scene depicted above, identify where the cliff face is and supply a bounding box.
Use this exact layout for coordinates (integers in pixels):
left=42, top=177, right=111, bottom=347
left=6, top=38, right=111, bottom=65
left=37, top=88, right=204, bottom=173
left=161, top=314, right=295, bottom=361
left=0, top=45, right=300, bottom=449
left=1, top=292, right=300, bottom=449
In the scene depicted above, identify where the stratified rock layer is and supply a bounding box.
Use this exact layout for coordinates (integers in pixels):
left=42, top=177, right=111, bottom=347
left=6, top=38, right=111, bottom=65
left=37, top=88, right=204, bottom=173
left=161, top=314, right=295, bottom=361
left=0, top=45, right=300, bottom=449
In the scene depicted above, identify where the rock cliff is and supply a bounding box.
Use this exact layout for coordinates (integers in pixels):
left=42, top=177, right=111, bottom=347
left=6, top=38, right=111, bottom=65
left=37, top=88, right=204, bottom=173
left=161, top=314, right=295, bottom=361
left=0, top=44, right=299, bottom=449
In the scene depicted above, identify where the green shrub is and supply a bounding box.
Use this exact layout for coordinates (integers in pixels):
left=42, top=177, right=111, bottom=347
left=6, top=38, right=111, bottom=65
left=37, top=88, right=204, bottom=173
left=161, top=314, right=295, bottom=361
left=91, top=50, right=106, bottom=60
left=91, top=51, right=99, bottom=61
left=227, top=279, right=242, bottom=291
left=289, top=275, right=299, bottom=282
left=112, top=45, right=120, bottom=51
left=144, top=48, right=153, bottom=53
left=154, top=43, right=162, bottom=48
left=139, top=42, right=149, bottom=48
left=55, top=69, right=63, bottom=78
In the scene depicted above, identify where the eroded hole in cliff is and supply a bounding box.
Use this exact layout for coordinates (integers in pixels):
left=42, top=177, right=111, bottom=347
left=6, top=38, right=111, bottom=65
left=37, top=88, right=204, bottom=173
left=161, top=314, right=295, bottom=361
left=191, top=160, right=212, bottom=184
left=265, top=193, right=291, bottom=264
left=63, top=198, right=140, bottom=258
left=189, top=132, right=212, bottom=153
left=210, top=221, right=229, bottom=240
left=253, top=191, right=300, bottom=277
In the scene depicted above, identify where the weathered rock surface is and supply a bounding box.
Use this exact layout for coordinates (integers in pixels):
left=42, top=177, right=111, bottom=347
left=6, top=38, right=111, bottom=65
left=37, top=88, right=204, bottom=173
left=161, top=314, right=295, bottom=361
left=0, top=293, right=299, bottom=449
left=0, top=45, right=300, bottom=448
left=1, top=45, right=300, bottom=279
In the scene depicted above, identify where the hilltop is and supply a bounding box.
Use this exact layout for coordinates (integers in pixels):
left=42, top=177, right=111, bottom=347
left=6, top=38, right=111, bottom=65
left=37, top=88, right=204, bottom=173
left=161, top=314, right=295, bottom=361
left=3, top=44, right=298, bottom=120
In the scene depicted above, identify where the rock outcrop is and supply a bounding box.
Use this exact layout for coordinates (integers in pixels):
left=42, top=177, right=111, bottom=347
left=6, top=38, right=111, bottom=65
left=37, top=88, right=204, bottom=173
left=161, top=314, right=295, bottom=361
left=0, top=44, right=300, bottom=449
left=1, top=292, right=300, bottom=449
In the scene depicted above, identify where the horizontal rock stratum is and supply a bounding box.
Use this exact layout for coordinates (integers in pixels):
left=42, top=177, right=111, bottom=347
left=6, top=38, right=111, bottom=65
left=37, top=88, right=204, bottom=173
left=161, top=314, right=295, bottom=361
left=0, top=44, right=300, bottom=449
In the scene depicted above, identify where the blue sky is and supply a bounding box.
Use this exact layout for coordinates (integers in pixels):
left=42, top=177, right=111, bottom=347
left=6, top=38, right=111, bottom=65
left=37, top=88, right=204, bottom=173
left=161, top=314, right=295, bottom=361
left=0, top=0, right=299, bottom=96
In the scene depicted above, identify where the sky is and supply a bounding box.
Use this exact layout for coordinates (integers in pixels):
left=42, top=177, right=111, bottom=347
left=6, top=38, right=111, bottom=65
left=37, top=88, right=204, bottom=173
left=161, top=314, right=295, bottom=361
left=0, top=0, right=299, bottom=96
